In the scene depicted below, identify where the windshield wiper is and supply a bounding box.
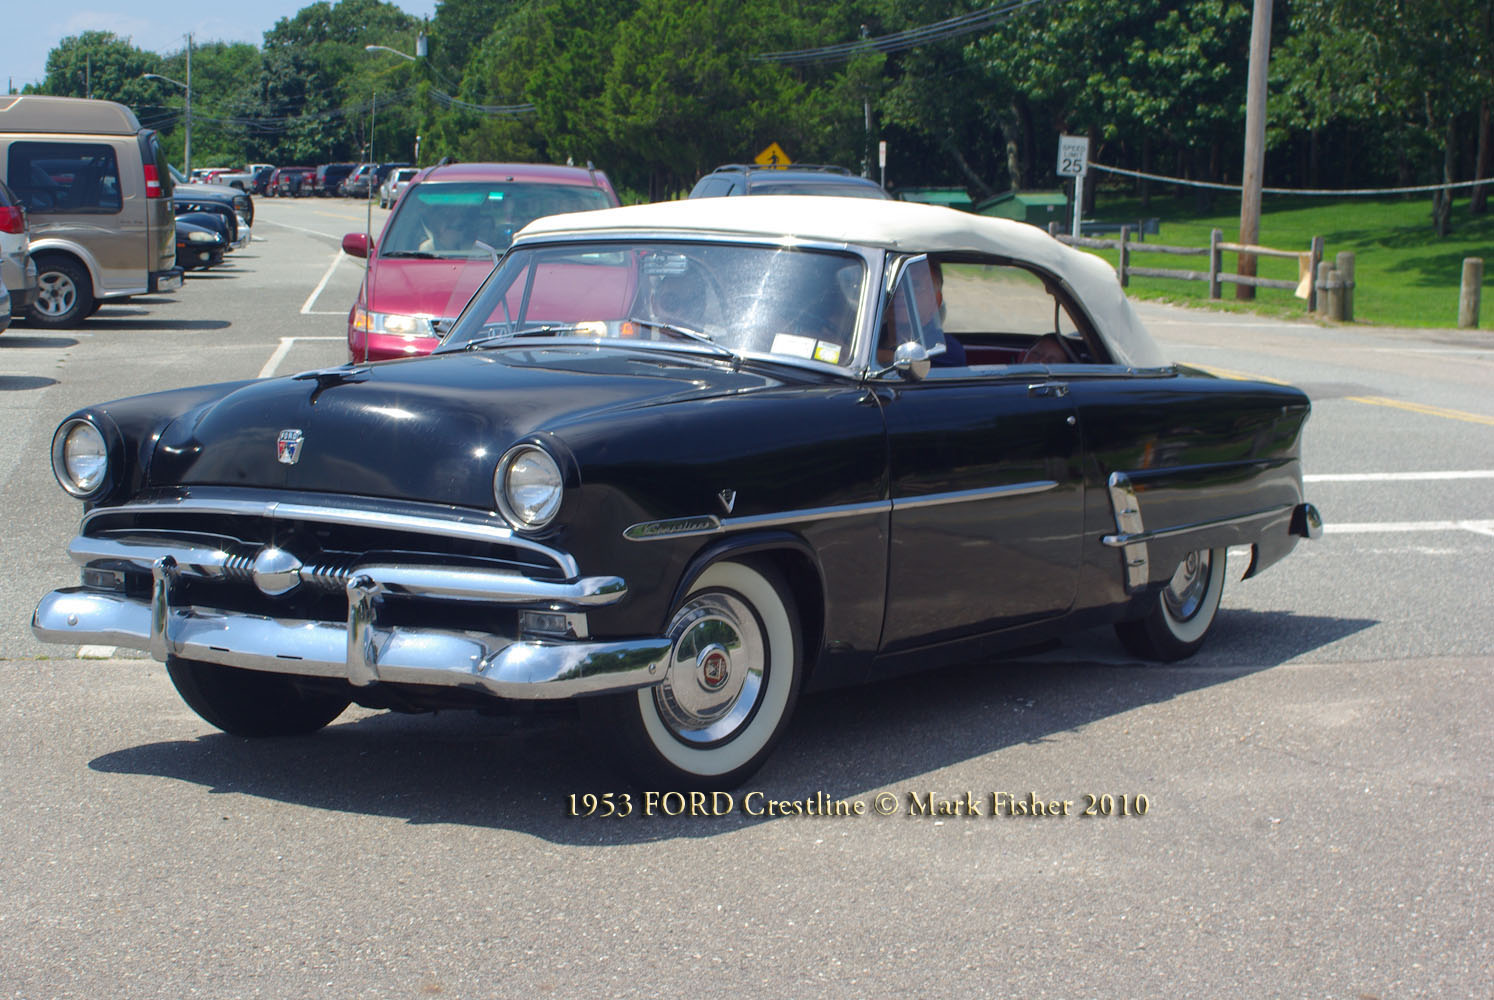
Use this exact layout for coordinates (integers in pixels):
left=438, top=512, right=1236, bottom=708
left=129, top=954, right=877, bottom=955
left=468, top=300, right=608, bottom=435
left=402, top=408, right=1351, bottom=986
left=627, top=317, right=737, bottom=359
left=380, top=250, right=440, bottom=259
left=461, top=324, right=597, bottom=351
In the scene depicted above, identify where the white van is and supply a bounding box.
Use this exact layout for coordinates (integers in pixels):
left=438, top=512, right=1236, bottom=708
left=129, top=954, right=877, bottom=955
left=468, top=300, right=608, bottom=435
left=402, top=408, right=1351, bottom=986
left=0, top=95, right=181, bottom=327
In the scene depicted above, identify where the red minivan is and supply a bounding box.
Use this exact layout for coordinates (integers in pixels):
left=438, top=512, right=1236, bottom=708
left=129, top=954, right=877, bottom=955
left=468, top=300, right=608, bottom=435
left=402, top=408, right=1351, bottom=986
left=341, top=162, right=620, bottom=362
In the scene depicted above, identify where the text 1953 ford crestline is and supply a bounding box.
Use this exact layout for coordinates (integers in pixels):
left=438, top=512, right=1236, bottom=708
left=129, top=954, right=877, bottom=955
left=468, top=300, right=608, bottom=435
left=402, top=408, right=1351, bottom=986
left=32, top=197, right=1321, bottom=788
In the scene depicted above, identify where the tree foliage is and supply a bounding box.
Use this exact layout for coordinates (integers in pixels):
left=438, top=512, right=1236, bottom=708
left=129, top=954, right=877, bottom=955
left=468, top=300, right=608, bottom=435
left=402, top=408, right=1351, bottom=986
left=24, top=0, right=1494, bottom=230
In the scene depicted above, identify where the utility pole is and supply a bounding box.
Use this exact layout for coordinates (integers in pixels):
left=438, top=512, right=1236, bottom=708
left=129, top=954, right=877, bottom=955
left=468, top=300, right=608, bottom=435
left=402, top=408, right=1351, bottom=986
left=184, top=34, right=193, bottom=177
left=1236, top=0, right=1272, bottom=301
left=861, top=24, right=872, bottom=179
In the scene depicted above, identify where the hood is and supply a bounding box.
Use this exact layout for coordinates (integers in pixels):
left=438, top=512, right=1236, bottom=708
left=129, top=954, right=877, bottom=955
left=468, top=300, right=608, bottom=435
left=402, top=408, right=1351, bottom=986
left=147, top=346, right=785, bottom=508
left=175, top=181, right=241, bottom=201
left=365, top=255, right=494, bottom=322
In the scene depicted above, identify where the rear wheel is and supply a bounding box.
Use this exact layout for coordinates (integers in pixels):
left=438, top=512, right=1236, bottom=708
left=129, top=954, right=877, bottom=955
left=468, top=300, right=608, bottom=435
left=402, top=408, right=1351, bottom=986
left=28, top=257, right=93, bottom=328
left=165, top=657, right=350, bottom=737
left=1115, top=547, right=1226, bottom=661
left=582, top=559, right=803, bottom=789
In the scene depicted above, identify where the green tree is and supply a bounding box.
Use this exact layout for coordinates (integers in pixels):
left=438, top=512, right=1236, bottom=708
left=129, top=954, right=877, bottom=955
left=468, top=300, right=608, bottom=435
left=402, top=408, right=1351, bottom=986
left=40, top=31, right=162, bottom=108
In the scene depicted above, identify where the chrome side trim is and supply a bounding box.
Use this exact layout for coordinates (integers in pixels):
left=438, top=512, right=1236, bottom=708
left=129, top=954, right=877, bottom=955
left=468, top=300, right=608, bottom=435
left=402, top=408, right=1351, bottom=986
left=625, top=487, right=1052, bottom=543
left=80, top=497, right=580, bottom=578
left=1101, top=503, right=1296, bottom=547
left=1104, top=473, right=1150, bottom=592
left=892, top=480, right=1058, bottom=511
left=33, top=589, right=670, bottom=701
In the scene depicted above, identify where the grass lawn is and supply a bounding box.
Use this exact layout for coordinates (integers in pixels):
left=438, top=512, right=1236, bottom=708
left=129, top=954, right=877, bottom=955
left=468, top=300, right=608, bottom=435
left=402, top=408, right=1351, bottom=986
left=1074, top=190, right=1494, bottom=329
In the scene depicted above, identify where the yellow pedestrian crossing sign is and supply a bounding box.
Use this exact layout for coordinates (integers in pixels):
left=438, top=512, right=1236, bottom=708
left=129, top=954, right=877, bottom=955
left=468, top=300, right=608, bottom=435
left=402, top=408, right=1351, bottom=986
left=755, top=143, right=791, bottom=168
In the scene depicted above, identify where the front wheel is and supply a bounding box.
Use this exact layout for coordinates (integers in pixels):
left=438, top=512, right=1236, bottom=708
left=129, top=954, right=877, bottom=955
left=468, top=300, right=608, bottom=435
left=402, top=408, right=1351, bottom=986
left=1114, top=547, right=1226, bottom=662
left=581, top=560, right=803, bottom=790
left=165, top=657, right=350, bottom=737
left=29, top=258, right=93, bottom=328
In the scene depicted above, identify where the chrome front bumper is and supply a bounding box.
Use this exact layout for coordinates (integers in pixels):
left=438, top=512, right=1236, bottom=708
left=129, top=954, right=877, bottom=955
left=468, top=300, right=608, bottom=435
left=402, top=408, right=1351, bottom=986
left=32, top=549, right=671, bottom=701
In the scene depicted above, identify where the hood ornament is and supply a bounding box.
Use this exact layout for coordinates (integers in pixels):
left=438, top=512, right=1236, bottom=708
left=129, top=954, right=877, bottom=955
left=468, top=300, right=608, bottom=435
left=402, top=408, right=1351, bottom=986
left=717, top=489, right=737, bottom=514
left=276, top=429, right=305, bottom=465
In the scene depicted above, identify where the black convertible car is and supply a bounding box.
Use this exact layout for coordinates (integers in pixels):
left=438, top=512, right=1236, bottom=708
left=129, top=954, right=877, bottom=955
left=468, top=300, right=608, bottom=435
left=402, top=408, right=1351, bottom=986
left=32, top=198, right=1320, bottom=788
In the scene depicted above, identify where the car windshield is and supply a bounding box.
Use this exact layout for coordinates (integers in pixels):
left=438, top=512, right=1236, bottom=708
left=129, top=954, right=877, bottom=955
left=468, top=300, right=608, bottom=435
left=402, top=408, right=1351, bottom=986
left=379, top=182, right=616, bottom=260
left=439, top=240, right=867, bottom=369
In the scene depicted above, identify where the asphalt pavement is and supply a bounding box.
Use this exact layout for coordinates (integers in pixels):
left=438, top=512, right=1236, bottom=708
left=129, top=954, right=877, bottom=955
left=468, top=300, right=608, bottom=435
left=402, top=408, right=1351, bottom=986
left=0, top=199, right=1489, bottom=998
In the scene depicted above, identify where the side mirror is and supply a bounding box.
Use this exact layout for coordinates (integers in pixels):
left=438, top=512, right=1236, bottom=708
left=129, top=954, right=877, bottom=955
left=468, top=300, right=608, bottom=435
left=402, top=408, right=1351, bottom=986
left=892, top=340, right=932, bottom=381
left=341, top=232, right=371, bottom=258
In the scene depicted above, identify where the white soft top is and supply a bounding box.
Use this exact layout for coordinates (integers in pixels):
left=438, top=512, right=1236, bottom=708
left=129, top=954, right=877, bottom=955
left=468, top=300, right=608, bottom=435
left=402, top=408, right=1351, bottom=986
left=519, top=196, right=1167, bottom=367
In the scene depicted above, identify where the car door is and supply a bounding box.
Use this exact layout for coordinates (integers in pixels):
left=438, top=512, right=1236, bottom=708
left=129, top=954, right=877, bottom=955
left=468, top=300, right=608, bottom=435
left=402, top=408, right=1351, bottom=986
left=876, top=256, right=1084, bottom=651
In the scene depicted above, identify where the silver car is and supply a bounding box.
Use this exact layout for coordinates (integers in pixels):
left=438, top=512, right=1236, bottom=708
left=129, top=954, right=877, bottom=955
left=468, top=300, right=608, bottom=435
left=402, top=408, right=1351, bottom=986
left=0, top=176, right=37, bottom=323
left=378, top=167, right=419, bottom=209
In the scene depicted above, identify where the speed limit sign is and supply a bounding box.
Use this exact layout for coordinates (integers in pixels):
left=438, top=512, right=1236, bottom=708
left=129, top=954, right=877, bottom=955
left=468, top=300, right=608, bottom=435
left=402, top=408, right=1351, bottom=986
left=1057, top=135, right=1089, bottom=177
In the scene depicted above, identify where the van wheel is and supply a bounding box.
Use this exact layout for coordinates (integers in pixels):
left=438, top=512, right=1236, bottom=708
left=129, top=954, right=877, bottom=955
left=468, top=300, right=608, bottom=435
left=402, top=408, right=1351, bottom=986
left=29, top=258, right=93, bottom=328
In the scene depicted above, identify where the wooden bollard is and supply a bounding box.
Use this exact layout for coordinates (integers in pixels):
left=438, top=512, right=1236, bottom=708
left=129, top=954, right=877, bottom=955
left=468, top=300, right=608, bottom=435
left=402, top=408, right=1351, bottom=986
left=1315, top=262, right=1334, bottom=317
left=1327, top=269, right=1344, bottom=321
left=1335, top=251, right=1355, bottom=322
left=1459, top=258, right=1483, bottom=328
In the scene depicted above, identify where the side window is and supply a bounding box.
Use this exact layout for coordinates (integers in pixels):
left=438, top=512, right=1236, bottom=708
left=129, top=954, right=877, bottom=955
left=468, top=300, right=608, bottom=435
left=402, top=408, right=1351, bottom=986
left=879, top=256, right=950, bottom=365
left=939, top=261, right=1096, bottom=364
left=7, top=141, right=122, bottom=215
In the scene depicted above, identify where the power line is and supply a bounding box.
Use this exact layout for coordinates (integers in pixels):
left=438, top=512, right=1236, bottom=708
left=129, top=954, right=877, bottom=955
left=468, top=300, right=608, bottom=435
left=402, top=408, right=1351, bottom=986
left=756, top=0, right=1065, bottom=65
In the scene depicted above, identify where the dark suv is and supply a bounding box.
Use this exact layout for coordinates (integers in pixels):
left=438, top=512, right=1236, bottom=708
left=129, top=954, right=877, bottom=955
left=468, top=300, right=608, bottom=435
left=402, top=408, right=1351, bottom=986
left=314, top=162, right=358, bottom=197
left=689, top=164, right=890, bottom=199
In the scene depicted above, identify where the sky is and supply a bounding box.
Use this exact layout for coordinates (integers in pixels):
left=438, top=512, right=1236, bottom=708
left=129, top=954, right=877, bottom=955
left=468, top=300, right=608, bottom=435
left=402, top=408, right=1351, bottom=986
left=9, top=1, right=439, bottom=94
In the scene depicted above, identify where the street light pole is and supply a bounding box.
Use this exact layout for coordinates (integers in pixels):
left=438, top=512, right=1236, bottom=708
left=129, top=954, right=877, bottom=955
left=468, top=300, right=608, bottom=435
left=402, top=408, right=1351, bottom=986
left=143, top=38, right=193, bottom=176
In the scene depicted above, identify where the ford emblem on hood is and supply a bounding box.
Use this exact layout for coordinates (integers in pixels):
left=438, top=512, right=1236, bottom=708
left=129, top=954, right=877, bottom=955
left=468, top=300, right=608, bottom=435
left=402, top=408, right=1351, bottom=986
left=276, top=429, right=305, bottom=465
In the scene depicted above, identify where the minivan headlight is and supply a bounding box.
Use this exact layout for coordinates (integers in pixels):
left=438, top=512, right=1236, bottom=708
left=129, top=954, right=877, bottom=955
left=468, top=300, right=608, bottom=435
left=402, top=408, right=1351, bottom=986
left=495, top=445, right=563, bottom=529
left=51, top=419, right=109, bottom=499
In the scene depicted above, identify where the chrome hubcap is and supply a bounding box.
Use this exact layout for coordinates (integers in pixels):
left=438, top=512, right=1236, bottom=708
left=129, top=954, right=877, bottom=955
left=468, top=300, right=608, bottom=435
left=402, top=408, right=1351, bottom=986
left=38, top=272, right=77, bottom=317
left=1162, top=549, right=1211, bottom=621
left=655, top=591, right=764, bottom=745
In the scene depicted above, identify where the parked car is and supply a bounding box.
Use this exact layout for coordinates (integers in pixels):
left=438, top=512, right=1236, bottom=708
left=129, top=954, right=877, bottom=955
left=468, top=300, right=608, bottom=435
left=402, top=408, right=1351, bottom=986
left=340, top=163, right=375, bottom=198
left=690, top=163, right=891, bottom=199
left=0, top=279, right=9, bottom=333
left=341, top=161, right=620, bottom=361
left=209, top=167, right=255, bottom=191
left=248, top=165, right=275, bottom=195
left=173, top=192, right=248, bottom=250
left=0, top=177, right=39, bottom=319
left=314, top=162, right=357, bottom=197
left=271, top=166, right=314, bottom=197
left=174, top=216, right=227, bottom=270
left=0, top=95, right=181, bottom=327
left=378, top=166, right=418, bottom=208
left=31, top=196, right=1321, bottom=789
left=168, top=164, right=253, bottom=226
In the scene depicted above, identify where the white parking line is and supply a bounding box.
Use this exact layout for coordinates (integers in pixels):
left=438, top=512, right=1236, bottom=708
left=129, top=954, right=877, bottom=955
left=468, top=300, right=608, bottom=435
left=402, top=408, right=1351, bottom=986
left=1306, top=471, right=1494, bottom=482
left=259, top=336, right=344, bottom=378
left=300, top=250, right=346, bottom=315
left=1324, top=520, right=1494, bottom=538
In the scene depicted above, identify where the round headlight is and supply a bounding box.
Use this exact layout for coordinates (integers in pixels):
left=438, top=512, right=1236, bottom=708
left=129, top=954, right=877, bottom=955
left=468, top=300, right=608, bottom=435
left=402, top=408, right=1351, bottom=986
left=51, top=419, right=109, bottom=498
left=495, top=445, right=563, bottom=529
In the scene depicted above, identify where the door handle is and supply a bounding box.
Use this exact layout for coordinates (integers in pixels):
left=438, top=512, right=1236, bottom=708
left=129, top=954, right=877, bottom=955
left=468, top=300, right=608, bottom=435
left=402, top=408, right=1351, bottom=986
left=1027, top=382, right=1069, bottom=397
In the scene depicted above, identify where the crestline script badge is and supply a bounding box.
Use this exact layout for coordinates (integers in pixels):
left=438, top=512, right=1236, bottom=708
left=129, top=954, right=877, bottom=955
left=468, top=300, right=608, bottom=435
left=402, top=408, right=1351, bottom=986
left=276, top=429, right=305, bottom=465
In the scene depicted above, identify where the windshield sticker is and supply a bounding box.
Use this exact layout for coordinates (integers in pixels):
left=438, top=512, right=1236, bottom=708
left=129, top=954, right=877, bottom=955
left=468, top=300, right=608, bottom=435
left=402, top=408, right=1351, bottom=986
left=813, top=342, right=842, bottom=364
left=770, top=334, right=816, bottom=359
left=642, top=254, right=690, bottom=276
